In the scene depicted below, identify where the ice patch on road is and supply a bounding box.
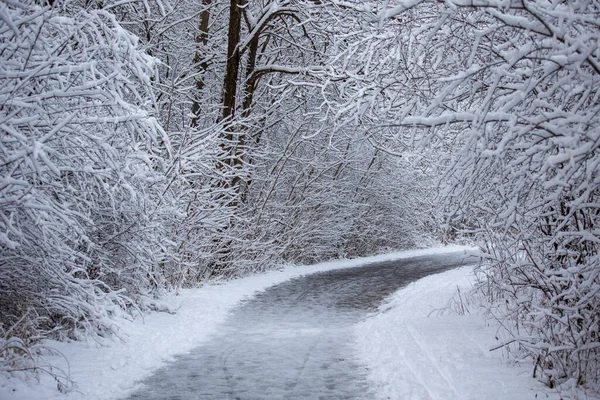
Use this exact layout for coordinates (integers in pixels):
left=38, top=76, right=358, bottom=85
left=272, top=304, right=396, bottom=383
left=0, top=245, right=471, bottom=400
left=354, top=266, right=579, bottom=400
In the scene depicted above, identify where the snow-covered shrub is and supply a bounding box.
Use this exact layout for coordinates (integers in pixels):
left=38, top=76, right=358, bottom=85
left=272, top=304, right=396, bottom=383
left=0, top=0, right=171, bottom=365
left=0, top=310, right=72, bottom=392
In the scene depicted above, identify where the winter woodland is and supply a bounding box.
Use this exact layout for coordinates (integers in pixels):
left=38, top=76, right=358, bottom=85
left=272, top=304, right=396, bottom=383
left=1, top=0, right=599, bottom=396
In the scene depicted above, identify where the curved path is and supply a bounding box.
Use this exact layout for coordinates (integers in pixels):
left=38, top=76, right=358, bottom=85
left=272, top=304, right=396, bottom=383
left=126, top=252, right=473, bottom=400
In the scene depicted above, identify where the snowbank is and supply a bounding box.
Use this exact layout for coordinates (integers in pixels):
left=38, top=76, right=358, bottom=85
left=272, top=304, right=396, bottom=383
left=0, top=245, right=471, bottom=400
left=354, top=266, right=585, bottom=400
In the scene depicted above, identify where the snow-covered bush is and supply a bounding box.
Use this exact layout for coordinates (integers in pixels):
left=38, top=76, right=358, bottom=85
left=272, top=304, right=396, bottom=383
left=0, top=310, right=72, bottom=392
left=0, top=0, right=172, bottom=366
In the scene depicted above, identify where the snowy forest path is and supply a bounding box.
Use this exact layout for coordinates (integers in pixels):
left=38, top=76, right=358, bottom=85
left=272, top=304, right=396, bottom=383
left=125, top=252, right=473, bottom=400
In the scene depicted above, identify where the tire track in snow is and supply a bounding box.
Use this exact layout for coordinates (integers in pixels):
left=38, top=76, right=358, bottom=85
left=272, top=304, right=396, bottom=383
left=406, top=325, right=462, bottom=400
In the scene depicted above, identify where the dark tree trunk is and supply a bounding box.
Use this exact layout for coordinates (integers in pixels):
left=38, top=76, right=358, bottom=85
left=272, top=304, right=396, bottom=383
left=222, top=0, right=244, bottom=122
left=190, top=0, right=212, bottom=128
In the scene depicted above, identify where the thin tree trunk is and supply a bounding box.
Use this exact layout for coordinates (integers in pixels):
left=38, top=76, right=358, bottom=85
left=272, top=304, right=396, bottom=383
left=222, top=0, right=244, bottom=122
left=208, top=0, right=246, bottom=275
left=190, top=0, right=212, bottom=128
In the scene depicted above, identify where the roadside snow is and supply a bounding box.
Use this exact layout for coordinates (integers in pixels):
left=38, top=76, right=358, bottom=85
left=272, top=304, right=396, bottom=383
left=0, top=245, right=471, bottom=400
left=354, top=266, right=579, bottom=400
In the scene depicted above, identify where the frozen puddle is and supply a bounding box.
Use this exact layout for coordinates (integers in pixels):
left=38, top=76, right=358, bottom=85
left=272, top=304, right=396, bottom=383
left=125, top=253, right=473, bottom=400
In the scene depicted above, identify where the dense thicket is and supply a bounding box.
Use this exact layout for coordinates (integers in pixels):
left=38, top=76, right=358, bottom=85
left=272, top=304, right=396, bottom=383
left=0, top=0, right=176, bottom=379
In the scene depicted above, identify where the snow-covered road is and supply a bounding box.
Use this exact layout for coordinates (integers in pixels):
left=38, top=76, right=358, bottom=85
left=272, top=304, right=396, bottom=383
left=124, top=253, right=472, bottom=399
left=6, top=246, right=578, bottom=400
